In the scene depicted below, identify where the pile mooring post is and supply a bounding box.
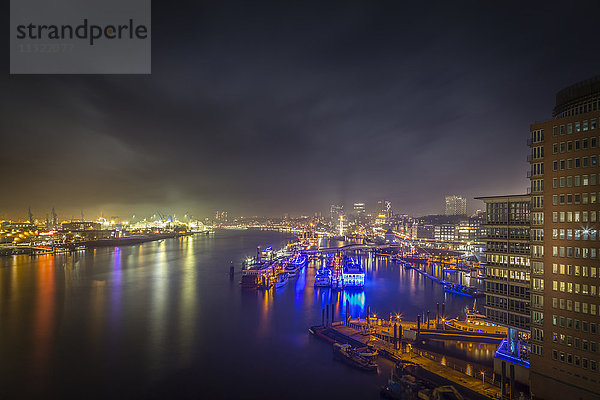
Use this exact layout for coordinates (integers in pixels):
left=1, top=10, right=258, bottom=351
left=398, top=324, right=403, bottom=349
left=322, top=308, right=325, bottom=326
left=436, top=302, right=440, bottom=328
left=394, top=323, right=398, bottom=350
left=442, top=302, right=446, bottom=330
left=416, top=315, right=421, bottom=340
left=326, top=304, right=329, bottom=327
left=367, top=305, right=371, bottom=328
left=345, top=300, right=350, bottom=325
left=426, top=310, right=430, bottom=329
left=331, top=301, right=334, bottom=324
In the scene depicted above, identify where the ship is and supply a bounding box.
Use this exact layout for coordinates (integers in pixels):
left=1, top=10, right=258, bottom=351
left=286, top=253, right=308, bottom=277
left=332, top=343, right=378, bottom=372
left=341, top=257, right=365, bottom=288
left=314, top=267, right=332, bottom=287
left=274, top=272, right=288, bottom=288
left=443, top=283, right=482, bottom=297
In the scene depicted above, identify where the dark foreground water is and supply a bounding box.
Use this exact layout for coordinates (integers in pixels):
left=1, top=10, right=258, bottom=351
left=0, top=229, right=487, bottom=399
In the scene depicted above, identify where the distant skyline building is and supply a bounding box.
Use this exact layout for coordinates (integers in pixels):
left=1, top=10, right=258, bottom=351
left=215, top=211, right=228, bottom=222
left=528, top=76, right=600, bottom=399
left=329, top=204, right=343, bottom=226
left=353, top=202, right=366, bottom=215
left=445, top=195, right=467, bottom=216
left=377, top=199, right=392, bottom=219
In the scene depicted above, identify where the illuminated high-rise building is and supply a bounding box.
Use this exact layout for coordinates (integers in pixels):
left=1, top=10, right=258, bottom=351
left=330, top=204, right=343, bottom=226
left=353, top=202, right=366, bottom=215
left=476, top=194, right=531, bottom=397
left=445, top=195, right=467, bottom=216
left=377, top=199, right=392, bottom=219
left=528, top=76, right=600, bottom=399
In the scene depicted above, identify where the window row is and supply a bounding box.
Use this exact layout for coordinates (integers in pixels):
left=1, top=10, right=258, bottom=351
left=531, top=129, right=544, bottom=143
left=552, top=332, right=598, bottom=357
left=485, top=255, right=531, bottom=269
left=552, top=174, right=598, bottom=188
left=551, top=297, right=598, bottom=315
left=552, top=263, right=598, bottom=277
left=531, top=146, right=544, bottom=160
left=551, top=349, right=598, bottom=372
left=553, top=136, right=600, bottom=153
left=552, top=229, right=599, bottom=241
left=531, top=179, right=544, bottom=193
left=552, top=315, right=598, bottom=335
left=553, top=118, right=599, bottom=136
left=553, top=156, right=599, bottom=170
left=552, top=192, right=600, bottom=205
left=552, top=210, right=598, bottom=223
left=552, top=281, right=600, bottom=298
left=552, top=246, right=600, bottom=259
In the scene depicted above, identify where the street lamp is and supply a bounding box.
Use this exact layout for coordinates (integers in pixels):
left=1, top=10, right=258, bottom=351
left=481, top=371, right=485, bottom=386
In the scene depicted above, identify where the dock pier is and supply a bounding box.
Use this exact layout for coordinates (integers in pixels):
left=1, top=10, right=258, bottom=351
left=310, top=317, right=504, bottom=399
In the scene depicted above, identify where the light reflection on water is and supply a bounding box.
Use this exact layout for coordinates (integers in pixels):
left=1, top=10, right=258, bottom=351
left=0, top=230, right=490, bottom=399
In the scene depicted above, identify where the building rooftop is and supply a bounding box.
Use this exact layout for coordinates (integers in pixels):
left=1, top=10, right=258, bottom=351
left=474, top=194, right=530, bottom=200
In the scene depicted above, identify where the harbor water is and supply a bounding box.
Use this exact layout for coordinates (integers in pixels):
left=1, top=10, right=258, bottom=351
left=0, top=229, right=492, bottom=399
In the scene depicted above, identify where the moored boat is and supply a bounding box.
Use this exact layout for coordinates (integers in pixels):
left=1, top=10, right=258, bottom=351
left=341, top=257, right=365, bottom=288
left=285, top=264, right=299, bottom=277
left=314, top=267, right=332, bottom=287
left=443, top=283, right=481, bottom=297
left=332, top=343, right=378, bottom=372
left=286, top=253, right=308, bottom=277
left=275, top=272, right=288, bottom=288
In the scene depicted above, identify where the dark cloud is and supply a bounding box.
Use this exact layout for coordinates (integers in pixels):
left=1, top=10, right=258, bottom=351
left=2, top=1, right=600, bottom=220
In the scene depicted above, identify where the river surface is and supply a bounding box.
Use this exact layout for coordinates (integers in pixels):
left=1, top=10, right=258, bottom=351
left=0, top=229, right=491, bottom=399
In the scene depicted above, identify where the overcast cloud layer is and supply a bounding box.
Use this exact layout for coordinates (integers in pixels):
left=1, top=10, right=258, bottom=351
left=2, top=1, right=600, bottom=220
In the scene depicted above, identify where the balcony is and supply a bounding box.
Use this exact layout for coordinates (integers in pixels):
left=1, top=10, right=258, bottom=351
left=494, top=339, right=531, bottom=368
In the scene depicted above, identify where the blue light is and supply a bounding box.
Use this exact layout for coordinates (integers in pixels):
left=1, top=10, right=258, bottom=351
left=343, top=291, right=366, bottom=317
left=494, top=339, right=530, bottom=368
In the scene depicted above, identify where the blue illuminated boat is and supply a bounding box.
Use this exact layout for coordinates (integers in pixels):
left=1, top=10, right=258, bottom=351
left=292, top=253, right=308, bottom=266
left=314, top=267, right=332, bottom=287
left=341, top=257, right=365, bottom=288
left=286, top=253, right=308, bottom=277
left=443, top=283, right=481, bottom=297
left=275, top=272, right=288, bottom=288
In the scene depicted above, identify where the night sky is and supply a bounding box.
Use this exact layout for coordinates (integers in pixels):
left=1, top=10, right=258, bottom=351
left=2, top=1, right=600, bottom=220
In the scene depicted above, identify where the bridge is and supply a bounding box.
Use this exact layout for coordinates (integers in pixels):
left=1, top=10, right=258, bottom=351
left=300, top=242, right=402, bottom=254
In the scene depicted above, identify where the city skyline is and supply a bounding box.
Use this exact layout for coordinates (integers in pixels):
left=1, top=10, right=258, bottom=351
left=3, top=3, right=600, bottom=219
left=3, top=194, right=483, bottom=223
